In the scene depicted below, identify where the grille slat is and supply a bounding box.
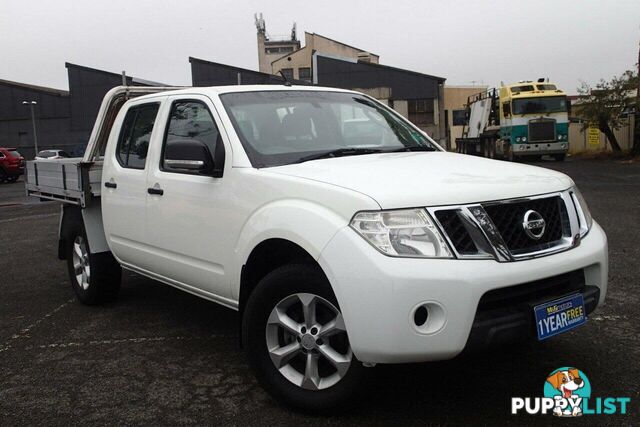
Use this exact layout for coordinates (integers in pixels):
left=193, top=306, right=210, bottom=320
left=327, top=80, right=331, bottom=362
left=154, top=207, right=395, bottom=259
left=435, top=210, right=477, bottom=254
left=529, top=119, right=555, bottom=142
left=483, top=196, right=567, bottom=254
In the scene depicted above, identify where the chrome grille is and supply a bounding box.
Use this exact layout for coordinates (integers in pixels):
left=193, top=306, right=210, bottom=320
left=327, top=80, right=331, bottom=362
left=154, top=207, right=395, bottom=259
left=528, top=119, right=555, bottom=142
left=430, top=191, right=578, bottom=262
left=482, top=196, right=568, bottom=254
left=434, top=210, right=478, bottom=254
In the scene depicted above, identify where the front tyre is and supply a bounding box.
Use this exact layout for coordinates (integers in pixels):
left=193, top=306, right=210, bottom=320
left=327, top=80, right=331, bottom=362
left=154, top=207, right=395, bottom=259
left=243, top=264, right=365, bottom=413
left=65, top=222, right=121, bottom=305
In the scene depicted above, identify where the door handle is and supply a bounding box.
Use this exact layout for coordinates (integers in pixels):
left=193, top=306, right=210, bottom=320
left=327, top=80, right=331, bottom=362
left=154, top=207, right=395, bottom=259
left=147, top=187, right=164, bottom=196
left=104, top=181, right=117, bottom=189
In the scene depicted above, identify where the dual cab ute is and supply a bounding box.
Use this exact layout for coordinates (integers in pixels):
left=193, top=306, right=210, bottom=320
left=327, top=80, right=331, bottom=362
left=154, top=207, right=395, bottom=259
left=26, top=85, right=608, bottom=412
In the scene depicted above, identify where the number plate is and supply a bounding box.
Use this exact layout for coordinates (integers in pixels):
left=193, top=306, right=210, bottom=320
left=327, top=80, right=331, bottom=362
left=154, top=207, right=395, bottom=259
left=534, top=294, right=586, bottom=340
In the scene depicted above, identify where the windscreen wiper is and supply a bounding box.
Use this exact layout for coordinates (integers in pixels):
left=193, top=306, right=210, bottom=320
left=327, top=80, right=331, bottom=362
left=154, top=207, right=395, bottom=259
left=295, top=148, right=383, bottom=164
left=385, top=146, right=437, bottom=153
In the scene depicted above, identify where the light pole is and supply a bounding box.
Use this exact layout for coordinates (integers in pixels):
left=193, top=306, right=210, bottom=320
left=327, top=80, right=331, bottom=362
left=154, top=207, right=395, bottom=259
left=22, top=100, right=39, bottom=156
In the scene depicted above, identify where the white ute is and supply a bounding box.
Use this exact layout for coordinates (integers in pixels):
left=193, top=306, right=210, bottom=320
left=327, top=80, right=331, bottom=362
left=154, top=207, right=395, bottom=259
left=25, top=85, right=608, bottom=411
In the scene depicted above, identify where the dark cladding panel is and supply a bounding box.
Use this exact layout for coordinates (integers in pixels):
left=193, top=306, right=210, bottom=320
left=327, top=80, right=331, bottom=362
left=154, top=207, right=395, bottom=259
left=316, top=56, right=443, bottom=99
left=190, top=57, right=307, bottom=87
left=67, top=64, right=133, bottom=132
left=0, top=82, right=69, bottom=121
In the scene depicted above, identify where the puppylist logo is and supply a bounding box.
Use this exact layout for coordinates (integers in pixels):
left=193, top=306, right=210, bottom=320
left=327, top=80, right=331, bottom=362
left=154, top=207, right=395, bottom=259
left=512, top=367, right=631, bottom=417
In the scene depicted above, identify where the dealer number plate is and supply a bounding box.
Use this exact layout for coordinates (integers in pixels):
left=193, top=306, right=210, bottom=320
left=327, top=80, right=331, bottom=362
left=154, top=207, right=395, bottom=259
left=534, top=294, right=586, bottom=340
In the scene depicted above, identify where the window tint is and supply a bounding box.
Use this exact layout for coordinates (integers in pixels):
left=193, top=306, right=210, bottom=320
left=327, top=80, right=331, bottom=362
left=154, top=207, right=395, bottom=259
left=220, top=91, right=437, bottom=168
left=162, top=101, right=220, bottom=171
left=280, top=68, right=293, bottom=80
left=452, top=109, right=467, bottom=126
left=116, top=103, right=159, bottom=169
left=511, top=85, right=534, bottom=93
left=408, top=99, right=435, bottom=125
left=298, top=67, right=311, bottom=81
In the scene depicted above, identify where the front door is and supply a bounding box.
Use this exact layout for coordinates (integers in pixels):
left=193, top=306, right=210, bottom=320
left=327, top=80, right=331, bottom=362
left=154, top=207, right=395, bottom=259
left=143, top=96, right=235, bottom=302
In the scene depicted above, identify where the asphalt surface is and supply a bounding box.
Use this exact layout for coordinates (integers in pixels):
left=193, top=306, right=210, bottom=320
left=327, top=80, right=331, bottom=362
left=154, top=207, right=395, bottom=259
left=1, top=158, right=638, bottom=425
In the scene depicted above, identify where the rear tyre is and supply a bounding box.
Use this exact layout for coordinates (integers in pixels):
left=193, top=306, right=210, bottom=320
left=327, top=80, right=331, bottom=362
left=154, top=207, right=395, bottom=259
left=65, top=221, right=121, bottom=305
left=0, top=168, right=7, bottom=183
left=243, top=263, right=366, bottom=413
left=554, top=153, right=566, bottom=162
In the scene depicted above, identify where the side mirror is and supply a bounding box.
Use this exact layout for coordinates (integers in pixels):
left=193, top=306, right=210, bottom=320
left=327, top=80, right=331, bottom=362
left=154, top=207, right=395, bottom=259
left=164, top=137, right=225, bottom=178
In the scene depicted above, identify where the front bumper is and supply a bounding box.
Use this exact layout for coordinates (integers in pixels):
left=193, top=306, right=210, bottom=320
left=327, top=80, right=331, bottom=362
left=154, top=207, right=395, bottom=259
left=318, top=221, right=608, bottom=364
left=512, top=142, right=568, bottom=156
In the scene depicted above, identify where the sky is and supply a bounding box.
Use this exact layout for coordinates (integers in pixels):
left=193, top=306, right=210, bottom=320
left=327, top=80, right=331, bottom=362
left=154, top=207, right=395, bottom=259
left=1, top=0, right=639, bottom=94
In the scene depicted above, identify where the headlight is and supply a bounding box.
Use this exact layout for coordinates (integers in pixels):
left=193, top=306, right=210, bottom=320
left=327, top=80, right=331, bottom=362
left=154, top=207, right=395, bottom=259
left=516, top=137, right=522, bottom=142
left=521, top=136, right=527, bottom=142
left=570, top=187, right=593, bottom=236
left=350, top=209, right=453, bottom=258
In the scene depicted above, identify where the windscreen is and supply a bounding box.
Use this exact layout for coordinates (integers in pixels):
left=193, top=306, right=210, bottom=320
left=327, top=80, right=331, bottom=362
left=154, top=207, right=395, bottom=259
left=37, top=151, right=56, bottom=158
left=220, top=90, right=437, bottom=167
left=512, top=96, right=567, bottom=115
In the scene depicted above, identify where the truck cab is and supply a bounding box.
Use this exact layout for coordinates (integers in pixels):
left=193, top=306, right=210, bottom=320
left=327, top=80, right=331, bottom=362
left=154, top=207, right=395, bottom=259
left=499, top=81, right=569, bottom=160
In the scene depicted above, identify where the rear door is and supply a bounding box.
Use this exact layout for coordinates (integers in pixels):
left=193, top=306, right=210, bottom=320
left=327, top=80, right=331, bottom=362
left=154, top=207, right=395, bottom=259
left=102, top=100, right=162, bottom=269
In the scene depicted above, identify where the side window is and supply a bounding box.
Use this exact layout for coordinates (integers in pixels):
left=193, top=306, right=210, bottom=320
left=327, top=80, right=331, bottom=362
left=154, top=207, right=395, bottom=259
left=162, top=101, right=220, bottom=173
left=503, top=102, right=512, bottom=118
left=116, top=103, right=160, bottom=169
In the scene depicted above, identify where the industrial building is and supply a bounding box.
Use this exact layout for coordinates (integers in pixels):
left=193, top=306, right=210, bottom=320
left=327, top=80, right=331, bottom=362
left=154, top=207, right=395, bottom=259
left=1, top=14, right=451, bottom=156
left=0, top=63, right=162, bottom=158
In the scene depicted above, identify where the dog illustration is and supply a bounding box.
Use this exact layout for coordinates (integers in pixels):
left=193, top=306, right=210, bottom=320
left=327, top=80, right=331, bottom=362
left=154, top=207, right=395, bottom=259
left=546, top=368, right=585, bottom=417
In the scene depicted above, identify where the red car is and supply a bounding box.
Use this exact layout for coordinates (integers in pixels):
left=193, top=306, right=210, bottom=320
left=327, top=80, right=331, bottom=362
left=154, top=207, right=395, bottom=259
left=0, top=147, right=25, bottom=183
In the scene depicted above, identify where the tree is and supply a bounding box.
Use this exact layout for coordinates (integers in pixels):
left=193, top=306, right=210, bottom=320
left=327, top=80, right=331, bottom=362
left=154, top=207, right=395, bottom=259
left=577, top=69, right=637, bottom=153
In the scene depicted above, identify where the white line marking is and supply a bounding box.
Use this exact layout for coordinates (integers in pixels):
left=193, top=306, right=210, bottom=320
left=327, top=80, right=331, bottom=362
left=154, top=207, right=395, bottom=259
left=0, top=213, right=58, bottom=224
left=591, top=315, right=626, bottom=321
left=0, top=298, right=74, bottom=354
left=25, top=334, right=235, bottom=350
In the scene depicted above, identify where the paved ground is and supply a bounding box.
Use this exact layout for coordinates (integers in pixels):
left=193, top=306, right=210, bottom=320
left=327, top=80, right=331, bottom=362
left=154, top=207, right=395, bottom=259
left=0, top=159, right=638, bottom=425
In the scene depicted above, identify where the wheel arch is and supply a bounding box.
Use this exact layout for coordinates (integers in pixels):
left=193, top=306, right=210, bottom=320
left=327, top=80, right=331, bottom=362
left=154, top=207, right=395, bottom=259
left=238, top=238, right=337, bottom=348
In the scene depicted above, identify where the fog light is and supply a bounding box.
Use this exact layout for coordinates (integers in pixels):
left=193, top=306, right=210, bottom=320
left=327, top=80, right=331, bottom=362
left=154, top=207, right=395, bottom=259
left=411, top=302, right=446, bottom=334
left=519, top=145, right=526, bottom=150
left=561, top=142, right=567, bottom=149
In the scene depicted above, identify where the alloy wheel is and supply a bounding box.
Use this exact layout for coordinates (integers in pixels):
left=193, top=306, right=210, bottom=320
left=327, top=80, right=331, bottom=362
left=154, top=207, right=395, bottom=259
left=266, top=293, right=352, bottom=391
left=72, top=236, right=91, bottom=290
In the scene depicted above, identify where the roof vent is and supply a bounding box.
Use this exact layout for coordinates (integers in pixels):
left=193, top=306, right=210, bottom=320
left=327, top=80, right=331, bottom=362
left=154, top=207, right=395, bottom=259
left=357, top=52, right=372, bottom=63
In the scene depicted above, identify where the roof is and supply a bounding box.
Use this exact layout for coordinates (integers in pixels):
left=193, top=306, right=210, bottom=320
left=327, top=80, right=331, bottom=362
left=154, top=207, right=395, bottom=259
left=0, top=78, right=69, bottom=96
left=306, top=32, right=379, bottom=58
left=189, top=57, right=275, bottom=78
left=270, top=32, right=380, bottom=66
left=316, top=53, right=446, bottom=82
left=64, top=62, right=168, bottom=86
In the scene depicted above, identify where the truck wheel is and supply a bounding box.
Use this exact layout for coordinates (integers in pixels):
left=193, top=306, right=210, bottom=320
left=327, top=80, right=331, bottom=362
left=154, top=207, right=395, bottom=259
left=0, top=168, right=6, bottom=183
left=65, top=223, right=121, bottom=305
left=554, top=153, right=566, bottom=162
left=243, top=263, right=365, bottom=413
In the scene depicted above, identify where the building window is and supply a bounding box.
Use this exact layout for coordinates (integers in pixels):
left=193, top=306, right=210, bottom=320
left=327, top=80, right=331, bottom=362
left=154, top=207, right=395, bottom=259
left=408, top=99, right=434, bottom=125
left=265, top=46, right=295, bottom=54
left=280, top=68, right=294, bottom=80
left=298, top=67, right=311, bottom=82
left=452, top=109, right=467, bottom=126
